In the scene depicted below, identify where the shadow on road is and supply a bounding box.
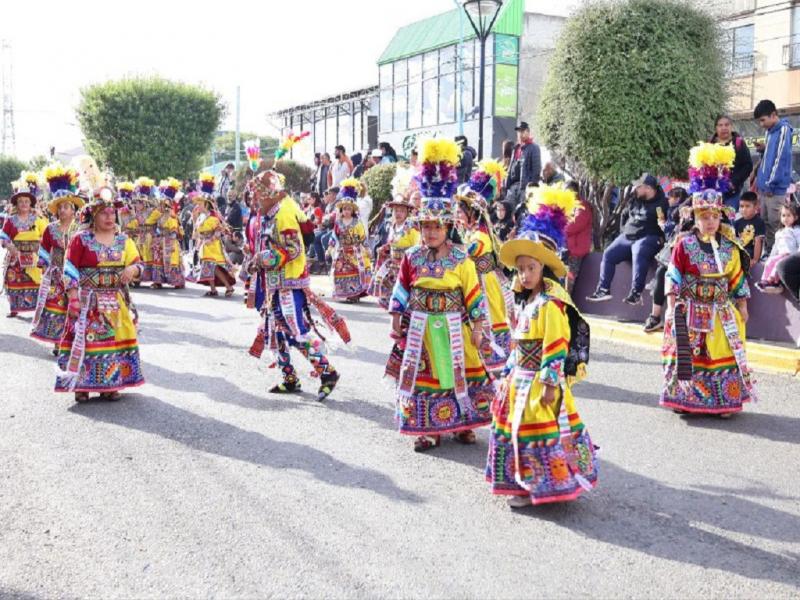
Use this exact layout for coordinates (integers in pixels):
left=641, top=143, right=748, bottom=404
left=138, top=322, right=242, bottom=351
left=0, top=333, right=55, bottom=360
left=680, top=411, right=800, bottom=445
left=69, top=394, right=424, bottom=505
left=573, top=380, right=657, bottom=407
left=591, top=351, right=659, bottom=366
left=133, top=300, right=235, bottom=323
left=520, top=459, right=800, bottom=588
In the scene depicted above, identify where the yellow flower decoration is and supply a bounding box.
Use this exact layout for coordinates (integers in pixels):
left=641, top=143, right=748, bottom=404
left=118, top=181, right=135, bottom=192
left=418, top=137, right=461, bottom=165
left=135, top=176, right=155, bottom=188
left=526, top=183, right=580, bottom=220
left=478, top=159, right=507, bottom=183
left=689, top=142, right=735, bottom=169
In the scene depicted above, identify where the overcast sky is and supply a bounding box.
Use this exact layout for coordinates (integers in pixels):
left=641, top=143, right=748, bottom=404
left=0, top=0, right=578, bottom=159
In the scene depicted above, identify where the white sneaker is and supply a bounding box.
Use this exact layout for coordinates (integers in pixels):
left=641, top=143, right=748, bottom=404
left=507, top=495, right=532, bottom=509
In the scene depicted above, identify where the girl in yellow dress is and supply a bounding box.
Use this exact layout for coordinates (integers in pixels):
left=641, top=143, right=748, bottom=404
left=455, top=160, right=513, bottom=375
left=190, top=173, right=235, bottom=297
left=329, top=178, right=372, bottom=302
left=1, top=173, right=48, bottom=317
left=661, top=143, right=756, bottom=416
left=386, top=138, right=493, bottom=452
left=152, top=178, right=185, bottom=288
left=371, top=189, right=419, bottom=310
left=56, top=187, right=145, bottom=403
left=488, top=185, right=598, bottom=508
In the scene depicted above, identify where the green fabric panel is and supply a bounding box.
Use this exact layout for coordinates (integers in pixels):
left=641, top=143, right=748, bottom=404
left=428, top=314, right=454, bottom=389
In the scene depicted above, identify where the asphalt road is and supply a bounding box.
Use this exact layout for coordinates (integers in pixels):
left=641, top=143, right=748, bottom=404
left=1, top=278, right=799, bottom=599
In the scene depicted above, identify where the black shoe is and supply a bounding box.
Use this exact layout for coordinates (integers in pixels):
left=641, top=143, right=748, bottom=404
left=643, top=314, right=662, bottom=333
left=317, top=371, right=340, bottom=402
left=623, top=290, right=643, bottom=305
left=586, top=288, right=612, bottom=302
left=269, top=380, right=301, bottom=394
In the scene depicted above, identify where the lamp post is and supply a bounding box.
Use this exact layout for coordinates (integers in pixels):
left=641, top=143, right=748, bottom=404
left=460, top=0, right=503, bottom=160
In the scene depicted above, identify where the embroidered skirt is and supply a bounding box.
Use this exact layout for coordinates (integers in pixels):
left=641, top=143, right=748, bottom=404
left=4, top=262, right=39, bottom=312
left=30, top=265, right=68, bottom=342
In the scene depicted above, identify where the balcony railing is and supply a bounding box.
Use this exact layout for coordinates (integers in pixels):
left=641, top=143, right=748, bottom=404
left=729, top=53, right=755, bottom=76
left=783, top=42, right=800, bottom=68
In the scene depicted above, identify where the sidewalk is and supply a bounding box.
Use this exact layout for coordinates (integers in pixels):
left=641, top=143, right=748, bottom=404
left=587, top=315, right=800, bottom=377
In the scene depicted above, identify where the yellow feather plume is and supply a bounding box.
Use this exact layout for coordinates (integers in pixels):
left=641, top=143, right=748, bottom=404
left=339, top=177, right=361, bottom=190
left=478, top=159, right=507, bottom=183
left=118, top=181, right=134, bottom=192
left=135, top=176, right=155, bottom=188
left=689, top=142, right=735, bottom=169
left=526, top=183, right=580, bottom=220
left=159, top=177, right=182, bottom=190
left=417, top=137, right=461, bottom=165
left=198, top=173, right=215, bottom=184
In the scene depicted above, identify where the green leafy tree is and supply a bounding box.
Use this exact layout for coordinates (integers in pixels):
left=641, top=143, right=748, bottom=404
left=361, top=163, right=397, bottom=219
left=77, top=77, right=225, bottom=181
left=0, top=155, right=28, bottom=198
left=27, top=155, right=49, bottom=171
left=537, top=0, right=726, bottom=244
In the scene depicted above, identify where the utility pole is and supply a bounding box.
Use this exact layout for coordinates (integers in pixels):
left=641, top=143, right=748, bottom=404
left=234, top=85, right=241, bottom=167
left=1, top=40, right=16, bottom=155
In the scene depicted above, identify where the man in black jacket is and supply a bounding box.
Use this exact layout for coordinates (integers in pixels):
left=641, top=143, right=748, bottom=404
left=587, top=174, right=668, bottom=306
left=455, top=135, right=476, bottom=183
left=505, top=122, right=541, bottom=210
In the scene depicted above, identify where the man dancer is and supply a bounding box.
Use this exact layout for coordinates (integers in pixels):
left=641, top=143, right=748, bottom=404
left=247, top=170, right=346, bottom=401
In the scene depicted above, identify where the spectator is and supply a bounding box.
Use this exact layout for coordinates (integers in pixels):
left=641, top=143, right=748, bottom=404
left=587, top=173, right=668, bottom=305
left=563, top=181, right=593, bottom=294
left=216, top=163, right=235, bottom=214
left=776, top=251, right=800, bottom=305
left=734, top=191, right=766, bottom=264
left=313, top=153, right=331, bottom=195
left=357, top=182, right=373, bottom=229
left=409, top=148, right=419, bottom=167
left=754, top=99, right=794, bottom=249
left=309, top=153, right=322, bottom=191
left=491, top=200, right=514, bottom=242
left=505, top=121, right=542, bottom=209
left=224, top=230, right=245, bottom=266
left=225, top=191, right=244, bottom=232
left=756, top=198, right=800, bottom=293
left=328, top=145, right=353, bottom=188
left=353, top=151, right=377, bottom=178
left=542, top=161, right=565, bottom=186
left=500, top=139, right=514, bottom=173
left=709, top=114, right=753, bottom=213
left=300, top=192, right=323, bottom=249
left=454, top=135, right=476, bottom=183
left=379, top=142, right=398, bottom=164
left=179, top=200, right=194, bottom=252
left=311, top=186, right=339, bottom=273
left=643, top=187, right=692, bottom=332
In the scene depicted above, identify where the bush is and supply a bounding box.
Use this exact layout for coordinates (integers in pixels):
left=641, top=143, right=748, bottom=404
left=361, top=163, right=397, bottom=218
left=0, top=155, right=28, bottom=199
left=537, top=0, right=726, bottom=243
left=77, top=76, right=225, bottom=180
left=233, top=159, right=314, bottom=197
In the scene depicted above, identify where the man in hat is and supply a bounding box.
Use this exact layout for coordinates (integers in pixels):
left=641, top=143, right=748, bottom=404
left=587, top=173, right=668, bottom=305
left=247, top=170, right=343, bottom=401
left=505, top=122, right=541, bottom=211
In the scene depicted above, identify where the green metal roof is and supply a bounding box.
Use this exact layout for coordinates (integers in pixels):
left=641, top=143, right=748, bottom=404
left=378, top=0, right=524, bottom=65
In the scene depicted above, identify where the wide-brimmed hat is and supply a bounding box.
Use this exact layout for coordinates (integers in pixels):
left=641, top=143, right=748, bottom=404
left=413, top=138, right=460, bottom=224
left=44, top=164, right=85, bottom=215
left=386, top=194, right=416, bottom=210
left=336, top=177, right=362, bottom=213
left=10, top=171, right=41, bottom=206
left=499, top=184, right=581, bottom=279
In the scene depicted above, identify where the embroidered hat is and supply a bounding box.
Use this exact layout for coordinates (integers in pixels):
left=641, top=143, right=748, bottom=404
left=413, top=138, right=460, bottom=224
left=336, top=177, right=361, bottom=212
left=687, top=142, right=735, bottom=215
left=44, top=164, right=85, bottom=215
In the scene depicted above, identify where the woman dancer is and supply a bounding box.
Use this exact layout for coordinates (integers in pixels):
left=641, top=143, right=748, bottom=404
left=153, top=178, right=185, bottom=289
left=190, top=173, right=236, bottom=297
left=329, top=178, right=372, bottom=302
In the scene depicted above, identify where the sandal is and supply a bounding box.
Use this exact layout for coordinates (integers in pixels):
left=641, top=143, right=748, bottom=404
left=269, top=380, right=301, bottom=394
left=6, top=312, right=18, bottom=318
left=413, top=435, right=441, bottom=452
left=204, top=290, right=219, bottom=297
left=453, top=430, right=477, bottom=444
left=100, top=391, right=120, bottom=401
left=317, top=371, right=340, bottom=402
left=74, top=392, right=90, bottom=403
left=225, top=288, right=235, bottom=297
left=151, top=283, right=163, bottom=289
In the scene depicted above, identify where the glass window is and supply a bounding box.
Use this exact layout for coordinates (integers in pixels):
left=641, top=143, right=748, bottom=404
left=790, top=7, right=800, bottom=66
left=440, top=45, right=455, bottom=75
left=339, top=112, right=351, bottom=152
left=394, top=59, right=408, bottom=84
left=394, top=85, right=408, bottom=131
left=439, top=73, right=455, bottom=124
left=459, top=66, right=474, bottom=120
left=408, top=80, right=422, bottom=129
left=380, top=89, right=392, bottom=133
left=379, top=63, right=393, bottom=89
left=470, top=65, right=492, bottom=116
left=423, top=78, right=437, bottom=126
left=423, top=50, right=438, bottom=80
left=730, top=24, right=754, bottom=75
left=408, top=54, right=422, bottom=85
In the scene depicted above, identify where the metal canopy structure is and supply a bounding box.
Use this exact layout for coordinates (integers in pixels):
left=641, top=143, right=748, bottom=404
left=269, top=86, right=378, bottom=124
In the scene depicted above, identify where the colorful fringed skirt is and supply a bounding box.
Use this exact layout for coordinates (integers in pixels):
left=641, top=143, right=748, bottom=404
left=332, top=245, right=371, bottom=300
left=4, top=262, right=39, bottom=313
left=30, top=264, right=68, bottom=343
left=370, top=250, right=402, bottom=309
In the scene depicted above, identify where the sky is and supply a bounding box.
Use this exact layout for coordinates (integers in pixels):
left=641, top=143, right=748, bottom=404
left=0, top=0, right=578, bottom=160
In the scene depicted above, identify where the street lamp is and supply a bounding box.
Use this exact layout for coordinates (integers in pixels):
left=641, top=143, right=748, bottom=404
left=460, top=0, right=503, bottom=160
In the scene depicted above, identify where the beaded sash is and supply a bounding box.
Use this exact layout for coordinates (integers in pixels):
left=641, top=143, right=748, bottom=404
left=15, top=240, right=39, bottom=268
left=473, top=253, right=498, bottom=274
left=408, top=288, right=463, bottom=314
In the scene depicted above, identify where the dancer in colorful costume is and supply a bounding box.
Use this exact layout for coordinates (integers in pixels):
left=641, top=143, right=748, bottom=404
left=329, top=178, right=372, bottom=302
left=246, top=170, right=347, bottom=401
left=55, top=187, right=145, bottom=402
left=117, top=181, right=136, bottom=232
left=385, top=138, right=493, bottom=452
left=660, top=143, right=756, bottom=416
left=455, top=160, right=513, bottom=375
left=31, top=166, right=84, bottom=349
left=190, top=173, right=235, bottom=297
left=130, top=177, right=158, bottom=284
left=152, top=178, right=185, bottom=288
left=1, top=173, right=48, bottom=317
left=370, top=169, right=419, bottom=309
left=488, top=184, right=597, bottom=507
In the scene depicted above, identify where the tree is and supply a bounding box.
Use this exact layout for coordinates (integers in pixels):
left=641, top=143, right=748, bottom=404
left=77, top=77, right=225, bottom=181
left=27, top=155, right=49, bottom=171
left=0, top=155, right=28, bottom=198
left=207, top=131, right=279, bottom=166
left=537, top=0, right=726, bottom=244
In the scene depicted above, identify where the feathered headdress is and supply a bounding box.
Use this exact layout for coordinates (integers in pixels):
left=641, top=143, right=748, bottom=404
left=688, top=142, right=735, bottom=214
left=134, top=176, right=155, bottom=198
left=245, top=140, right=261, bottom=171
left=198, top=173, right=216, bottom=196
left=336, top=177, right=361, bottom=212
left=499, top=184, right=581, bottom=278
left=466, top=159, right=507, bottom=204
left=159, top=177, right=182, bottom=200
left=274, top=131, right=311, bottom=161
left=44, top=164, right=84, bottom=214
left=10, top=171, right=42, bottom=206
left=117, top=181, right=135, bottom=201
left=414, top=138, right=461, bottom=223
left=387, top=166, right=416, bottom=208
left=80, top=187, right=123, bottom=224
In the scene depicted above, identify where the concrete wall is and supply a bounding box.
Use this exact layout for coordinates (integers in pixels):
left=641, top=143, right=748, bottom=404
left=519, top=13, right=565, bottom=138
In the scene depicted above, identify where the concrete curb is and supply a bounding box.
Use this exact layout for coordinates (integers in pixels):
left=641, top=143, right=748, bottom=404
left=587, top=315, right=800, bottom=377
